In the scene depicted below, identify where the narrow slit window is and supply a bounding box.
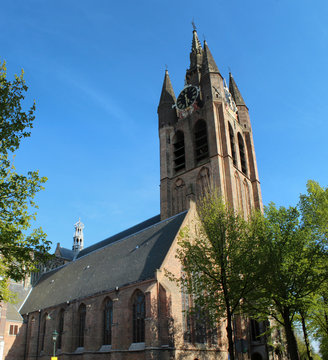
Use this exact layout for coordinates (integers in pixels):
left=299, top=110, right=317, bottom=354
left=194, top=120, right=209, bottom=162
left=238, top=133, right=247, bottom=175
left=41, top=314, right=47, bottom=351
left=173, top=131, right=185, bottom=172
left=228, top=123, right=237, bottom=166
left=57, top=310, right=65, bottom=350
left=103, top=298, right=113, bottom=345
left=78, top=304, right=86, bottom=347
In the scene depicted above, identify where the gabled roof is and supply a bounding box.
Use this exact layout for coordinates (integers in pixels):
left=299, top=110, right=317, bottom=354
left=58, top=247, right=74, bottom=261
left=7, top=282, right=31, bottom=321
left=20, top=211, right=187, bottom=314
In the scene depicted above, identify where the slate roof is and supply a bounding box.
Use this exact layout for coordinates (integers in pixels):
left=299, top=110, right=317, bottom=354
left=77, top=214, right=161, bottom=259
left=20, top=212, right=187, bottom=314
left=59, top=247, right=74, bottom=261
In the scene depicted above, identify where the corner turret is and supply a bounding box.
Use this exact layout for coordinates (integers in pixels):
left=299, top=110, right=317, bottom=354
left=229, top=73, right=246, bottom=107
left=158, top=69, right=177, bottom=128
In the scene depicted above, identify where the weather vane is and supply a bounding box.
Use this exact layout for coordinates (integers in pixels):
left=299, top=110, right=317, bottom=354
left=165, top=64, right=168, bottom=71
left=228, top=66, right=232, bottom=74
left=191, top=18, right=197, bottom=31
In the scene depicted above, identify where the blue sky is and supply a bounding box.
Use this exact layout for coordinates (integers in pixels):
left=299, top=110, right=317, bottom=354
left=1, top=0, right=328, bottom=252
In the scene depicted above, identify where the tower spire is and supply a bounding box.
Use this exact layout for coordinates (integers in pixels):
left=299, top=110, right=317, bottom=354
left=229, top=73, right=246, bottom=106
left=202, top=40, right=220, bottom=74
left=190, top=29, right=203, bottom=70
left=73, top=218, right=84, bottom=254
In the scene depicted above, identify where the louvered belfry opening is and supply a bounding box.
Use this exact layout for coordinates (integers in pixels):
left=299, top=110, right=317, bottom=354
left=173, top=131, right=186, bottom=172
left=194, top=120, right=209, bottom=162
left=238, top=133, right=247, bottom=175
left=229, top=123, right=237, bottom=166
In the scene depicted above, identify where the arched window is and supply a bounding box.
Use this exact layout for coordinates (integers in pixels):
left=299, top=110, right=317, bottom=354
left=238, top=133, right=247, bottom=175
left=78, top=304, right=86, bottom=348
left=228, top=123, right=237, bottom=166
left=40, top=313, right=47, bottom=351
left=57, top=309, right=65, bottom=350
left=194, top=120, right=209, bottom=162
left=173, top=131, right=185, bottom=172
left=132, top=291, right=145, bottom=343
left=103, top=298, right=113, bottom=345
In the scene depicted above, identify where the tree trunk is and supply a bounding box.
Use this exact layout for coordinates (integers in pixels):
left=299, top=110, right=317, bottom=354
left=282, top=308, right=299, bottom=360
left=226, top=308, right=235, bottom=360
left=300, top=311, right=312, bottom=360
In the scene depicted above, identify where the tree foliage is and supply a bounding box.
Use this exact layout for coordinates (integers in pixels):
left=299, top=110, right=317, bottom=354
left=170, top=183, right=328, bottom=360
left=248, top=203, right=327, bottom=360
left=0, top=61, right=50, bottom=301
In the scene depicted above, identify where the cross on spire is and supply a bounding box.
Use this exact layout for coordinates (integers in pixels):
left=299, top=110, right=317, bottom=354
left=191, top=19, right=197, bottom=31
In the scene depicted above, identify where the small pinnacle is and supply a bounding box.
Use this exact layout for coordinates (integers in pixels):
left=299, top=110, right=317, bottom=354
left=165, top=64, right=168, bottom=71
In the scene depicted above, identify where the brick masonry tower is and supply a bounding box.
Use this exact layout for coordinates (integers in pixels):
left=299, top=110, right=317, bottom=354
left=158, top=28, right=263, bottom=220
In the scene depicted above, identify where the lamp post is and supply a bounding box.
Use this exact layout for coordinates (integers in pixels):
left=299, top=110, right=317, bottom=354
left=52, top=330, right=58, bottom=357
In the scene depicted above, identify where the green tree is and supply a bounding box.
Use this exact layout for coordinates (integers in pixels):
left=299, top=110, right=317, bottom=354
left=248, top=204, right=327, bottom=360
left=298, top=181, right=328, bottom=354
left=0, top=61, right=50, bottom=301
left=170, top=192, right=257, bottom=360
left=320, top=336, right=328, bottom=360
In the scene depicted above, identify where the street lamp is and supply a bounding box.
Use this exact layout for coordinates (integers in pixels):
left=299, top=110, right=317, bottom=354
left=52, top=330, right=58, bottom=357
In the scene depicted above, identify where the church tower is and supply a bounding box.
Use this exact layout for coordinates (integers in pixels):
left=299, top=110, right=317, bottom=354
left=72, top=218, right=84, bottom=254
left=158, top=28, right=262, bottom=220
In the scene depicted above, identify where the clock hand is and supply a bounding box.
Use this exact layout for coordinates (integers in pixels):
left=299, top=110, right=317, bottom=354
left=185, top=94, right=189, bottom=106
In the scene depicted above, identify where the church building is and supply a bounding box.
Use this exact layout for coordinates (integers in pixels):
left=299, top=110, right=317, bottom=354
left=5, top=28, right=270, bottom=360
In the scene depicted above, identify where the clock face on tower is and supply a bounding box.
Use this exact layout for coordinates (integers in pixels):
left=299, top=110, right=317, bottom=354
left=176, top=85, right=199, bottom=110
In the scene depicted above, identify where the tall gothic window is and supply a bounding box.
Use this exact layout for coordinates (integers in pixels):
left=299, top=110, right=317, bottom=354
left=78, top=304, right=86, bottom=348
left=132, top=291, right=145, bottom=343
left=228, top=123, right=237, bottom=166
left=238, top=133, right=247, bottom=175
left=194, top=120, right=209, bottom=162
left=57, top=309, right=65, bottom=350
left=40, top=313, right=47, bottom=351
left=103, top=298, right=113, bottom=345
left=173, top=131, right=185, bottom=172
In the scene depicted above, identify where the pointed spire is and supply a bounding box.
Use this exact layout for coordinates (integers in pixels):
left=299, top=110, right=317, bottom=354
left=202, top=40, right=220, bottom=74
left=159, top=69, right=176, bottom=106
left=191, top=30, right=202, bottom=55
left=189, top=29, right=203, bottom=71
left=229, top=73, right=246, bottom=106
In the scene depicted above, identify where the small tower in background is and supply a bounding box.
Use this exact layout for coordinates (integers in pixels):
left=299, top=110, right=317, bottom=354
left=73, top=218, right=84, bottom=254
